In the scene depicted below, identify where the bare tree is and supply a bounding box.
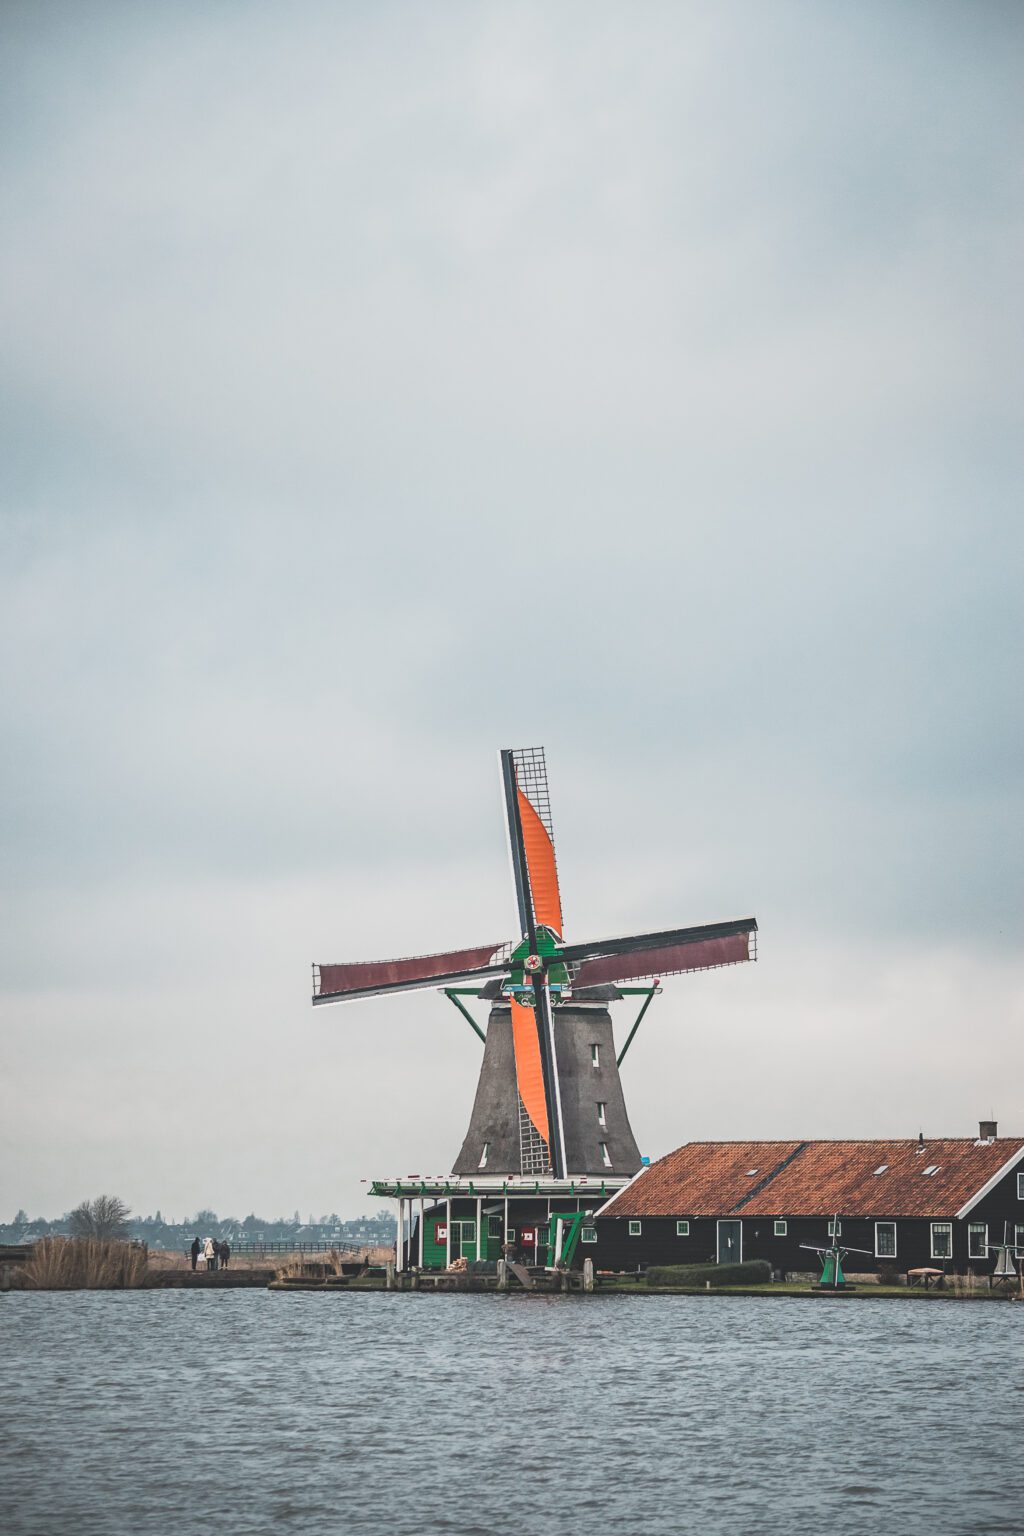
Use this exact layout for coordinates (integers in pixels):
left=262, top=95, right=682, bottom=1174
left=68, top=1195, right=131, bottom=1241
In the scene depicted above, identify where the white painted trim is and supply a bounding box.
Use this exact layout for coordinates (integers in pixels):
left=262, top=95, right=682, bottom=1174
left=593, top=1163, right=649, bottom=1216
left=544, top=982, right=568, bottom=1178
left=628, top=1220, right=642, bottom=1237
left=929, top=1221, right=952, bottom=1261
left=954, top=1143, right=1024, bottom=1218
left=774, top=1219, right=787, bottom=1236
left=967, top=1220, right=988, bottom=1260
left=874, top=1221, right=897, bottom=1259
left=676, top=1220, right=690, bottom=1236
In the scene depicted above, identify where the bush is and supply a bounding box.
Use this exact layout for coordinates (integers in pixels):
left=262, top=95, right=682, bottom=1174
left=646, top=1260, right=772, bottom=1288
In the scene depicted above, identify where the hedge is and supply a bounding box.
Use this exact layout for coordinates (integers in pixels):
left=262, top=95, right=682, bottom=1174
left=645, top=1259, right=772, bottom=1288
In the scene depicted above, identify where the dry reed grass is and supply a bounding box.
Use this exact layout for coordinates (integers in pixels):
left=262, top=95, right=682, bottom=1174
left=24, top=1237, right=148, bottom=1290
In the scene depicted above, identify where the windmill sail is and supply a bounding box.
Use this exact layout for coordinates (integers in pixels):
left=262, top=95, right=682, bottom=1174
left=564, top=918, right=756, bottom=987
left=314, top=943, right=513, bottom=1004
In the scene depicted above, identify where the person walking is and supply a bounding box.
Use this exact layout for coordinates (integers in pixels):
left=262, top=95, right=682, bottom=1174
left=203, top=1236, right=217, bottom=1272
left=219, top=1240, right=231, bottom=1270
left=190, top=1236, right=200, bottom=1272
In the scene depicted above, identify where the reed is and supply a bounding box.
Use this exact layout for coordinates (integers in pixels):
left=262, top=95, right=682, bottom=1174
left=24, top=1237, right=148, bottom=1290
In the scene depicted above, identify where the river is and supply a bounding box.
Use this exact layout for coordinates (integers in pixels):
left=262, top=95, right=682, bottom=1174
left=1, top=1291, right=1022, bottom=1534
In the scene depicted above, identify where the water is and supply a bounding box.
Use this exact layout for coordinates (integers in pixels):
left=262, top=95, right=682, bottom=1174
left=1, top=1291, right=1022, bottom=1535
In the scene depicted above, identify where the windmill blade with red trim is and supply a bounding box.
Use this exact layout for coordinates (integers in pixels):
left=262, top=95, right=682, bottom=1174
left=561, top=918, right=758, bottom=988
left=313, top=942, right=515, bottom=1005
left=499, top=747, right=568, bottom=1179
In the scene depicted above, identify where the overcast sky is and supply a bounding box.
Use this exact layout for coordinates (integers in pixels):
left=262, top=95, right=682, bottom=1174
left=2, top=0, right=1021, bottom=1223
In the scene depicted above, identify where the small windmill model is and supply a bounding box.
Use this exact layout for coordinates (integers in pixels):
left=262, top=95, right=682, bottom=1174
left=800, top=1216, right=873, bottom=1290
left=983, top=1222, right=1024, bottom=1289
left=313, top=747, right=757, bottom=1181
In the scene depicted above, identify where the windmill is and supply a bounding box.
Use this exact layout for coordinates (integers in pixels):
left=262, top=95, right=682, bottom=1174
left=313, top=747, right=757, bottom=1186
left=800, top=1216, right=873, bottom=1290
left=982, top=1222, right=1024, bottom=1290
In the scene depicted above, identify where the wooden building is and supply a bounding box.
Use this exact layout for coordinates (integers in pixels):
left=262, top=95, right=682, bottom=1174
left=592, top=1123, right=1024, bottom=1277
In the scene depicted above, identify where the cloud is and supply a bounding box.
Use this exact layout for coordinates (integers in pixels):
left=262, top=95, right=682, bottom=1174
left=1, top=0, right=1021, bottom=1215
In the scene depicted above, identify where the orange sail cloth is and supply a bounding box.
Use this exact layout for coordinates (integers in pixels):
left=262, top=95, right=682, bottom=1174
left=509, top=997, right=550, bottom=1146
left=517, top=788, right=563, bottom=938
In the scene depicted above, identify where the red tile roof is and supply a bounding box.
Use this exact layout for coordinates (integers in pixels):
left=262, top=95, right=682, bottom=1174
left=603, top=1138, right=1024, bottom=1220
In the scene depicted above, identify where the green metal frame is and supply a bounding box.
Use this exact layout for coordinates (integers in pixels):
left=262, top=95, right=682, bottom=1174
left=616, top=986, right=660, bottom=1066
left=545, top=1211, right=588, bottom=1270
left=443, top=989, right=486, bottom=1043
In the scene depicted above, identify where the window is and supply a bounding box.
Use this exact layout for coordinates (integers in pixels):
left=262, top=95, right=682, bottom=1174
left=875, top=1222, right=897, bottom=1258
left=828, top=1219, right=842, bottom=1237
left=488, top=1215, right=503, bottom=1239
left=968, top=1223, right=988, bottom=1259
left=774, top=1220, right=787, bottom=1237
left=505, top=1227, right=515, bottom=1243
left=596, top=1101, right=607, bottom=1126
left=628, top=1220, right=642, bottom=1237
left=921, top=1165, right=940, bottom=1176
left=461, top=1221, right=476, bottom=1243
left=930, top=1222, right=952, bottom=1260
left=591, top=1043, right=600, bottom=1067
left=478, top=1142, right=489, bottom=1168
left=581, top=1226, right=597, bottom=1244
left=1016, top=1225, right=1024, bottom=1252
left=1018, top=1172, right=1024, bottom=1200
left=676, top=1220, right=690, bottom=1236
left=599, top=1142, right=612, bottom=1167
left=745, top=1169, right=759, bottom=1177
left=873, top=1164, right=888, bottom=1176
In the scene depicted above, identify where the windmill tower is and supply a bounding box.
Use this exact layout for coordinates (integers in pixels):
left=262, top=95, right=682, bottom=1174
left=313, top=747, right=757, bottom=1268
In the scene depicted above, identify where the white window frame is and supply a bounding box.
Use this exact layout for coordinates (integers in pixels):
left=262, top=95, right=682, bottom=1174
left=478, top=1142, right=489, bottom=1168
left=505, top=1227, right=515, bottom=1243
left=1016, top=1225, right=1024, bottom=1252
left=930, top=1222, right=952, bottom=1260
left=591, top=1043, right=600, bottom=1067
left=676, top=1220, right=690, bottom=1236
left=968, top=1222, right=988, bottom=1259
left=628, top=1220, right=642, bottom=1237
left=828, top=1218, right=842, bottom=1237
left=874, top=1221, right=897, bottom=1258
left=581, top=1225, right=597, bottom=1244
left=1018, top=1171, right=1024, bottom=1200
left=596, top=1101, right=607, bottom=1126
left=774, top=1219, right=787, bottom=1236
left=599, top=1141, right=612, bottom=1167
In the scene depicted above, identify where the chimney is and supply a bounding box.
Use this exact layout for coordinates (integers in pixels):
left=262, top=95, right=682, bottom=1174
left=979, top=1119, right=997, bottom=1142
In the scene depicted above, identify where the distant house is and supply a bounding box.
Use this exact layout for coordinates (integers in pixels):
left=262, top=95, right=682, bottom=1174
left=592, top=1123, right=1024, bottom=1276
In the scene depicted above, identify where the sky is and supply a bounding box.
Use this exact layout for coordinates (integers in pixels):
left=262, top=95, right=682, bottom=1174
left=1, top=0, right=1021, bottom=1223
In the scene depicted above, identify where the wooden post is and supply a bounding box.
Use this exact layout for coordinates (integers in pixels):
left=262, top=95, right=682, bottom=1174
left=583, top=1257, right=594, bottom=1293
left=385, top=1261, right=395, bottom=1290
left=497, top=1259, right=508, bottom=1290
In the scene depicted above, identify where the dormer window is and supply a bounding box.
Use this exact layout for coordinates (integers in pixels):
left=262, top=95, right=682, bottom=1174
left=478, top=1143, right=489, bottom=1169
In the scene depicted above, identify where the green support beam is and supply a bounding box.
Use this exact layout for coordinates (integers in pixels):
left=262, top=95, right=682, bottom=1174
left=444, top=989, right=486, bottom=1043
left=616, top=986, right=659, bottom=1067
